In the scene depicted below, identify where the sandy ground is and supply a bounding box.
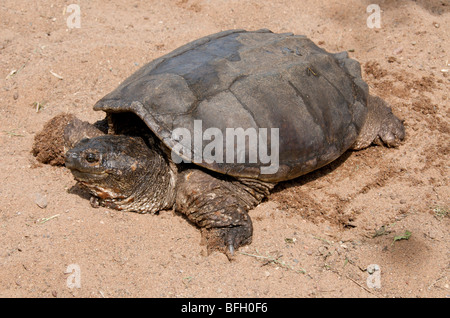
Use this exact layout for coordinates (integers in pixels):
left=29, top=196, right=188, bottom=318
left=0, top=0, right=448, bottom=298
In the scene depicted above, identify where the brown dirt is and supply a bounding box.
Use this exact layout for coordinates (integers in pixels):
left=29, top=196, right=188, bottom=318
left=31, top=113, right=75, bottom=165
left=0, top=0, right=448, bottom=298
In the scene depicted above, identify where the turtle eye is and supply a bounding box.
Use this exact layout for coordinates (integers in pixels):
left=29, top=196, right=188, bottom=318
left=85, top=152, right=100, bottom=164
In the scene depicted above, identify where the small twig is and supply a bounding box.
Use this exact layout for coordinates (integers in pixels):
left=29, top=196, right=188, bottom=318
left=39, top=214, right=60, bottom=224
left=328, top=267, right=376, bottom=296
left=345, top=275, right=375, bottom=295
left=5, top=61, right=28, bottom=79
left=5, top=69, right=17, bottom=79
left=428, top=276, right=447, bottom=290
left=239, top=251, right=306, bottom=274
left=240, top=251, right=272, bottom=260
left=2, top=130, right=24, bottom=137
left=313, top=236, right=331, bottom=244
left=372, top=225, right=392, bottom=238
left=50, top=70, right=63, bottom=80
left=307, top=67, right=318, bottom=76
left=182, top=276, right=193, bottom=287
left=33, top=101, right=46, bottom=113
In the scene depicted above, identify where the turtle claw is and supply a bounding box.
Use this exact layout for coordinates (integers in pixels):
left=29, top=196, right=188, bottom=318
left=228, top=244, right=235, bottom=257
left=202, top=224, right=252, bottom=260
left=89, top=196, right=100, bottom=208
left=225, top=244, right=235, bottom=261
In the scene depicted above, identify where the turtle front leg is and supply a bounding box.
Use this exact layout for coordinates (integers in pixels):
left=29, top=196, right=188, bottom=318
left=175, top=169, right=270, bottom=259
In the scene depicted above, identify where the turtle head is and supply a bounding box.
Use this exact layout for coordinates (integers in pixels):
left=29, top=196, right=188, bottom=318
left=65, top=135, right=175, bottom=212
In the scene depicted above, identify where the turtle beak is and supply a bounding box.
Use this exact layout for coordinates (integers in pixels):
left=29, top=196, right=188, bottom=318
left=65, top=137, right=91, bottom=169
left=65, top=149, right=109, bottom=182
left=65, top=150, right=79, bottom=169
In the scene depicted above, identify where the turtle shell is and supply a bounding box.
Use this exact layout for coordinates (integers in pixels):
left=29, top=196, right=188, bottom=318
left=94, top=29, right=369, bottom=182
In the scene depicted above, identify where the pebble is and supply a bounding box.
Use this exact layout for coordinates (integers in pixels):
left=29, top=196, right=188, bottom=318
left=393, top=47, right=403, bottom=55
left=34, top=193, right=48, bottom=209
left=426, top=230, right=437, bottom=240
left=387, top=56, right=396, bottom=63
left=367, top=264, right=380, bottom=274
left=318, top=246, right=329, bottom=255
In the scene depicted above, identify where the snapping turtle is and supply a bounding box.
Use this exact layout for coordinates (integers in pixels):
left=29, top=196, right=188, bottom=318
left=33, top=29, right=404, bottom=258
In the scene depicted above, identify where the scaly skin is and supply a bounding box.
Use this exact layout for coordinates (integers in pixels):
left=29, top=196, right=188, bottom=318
left=175, top=169, right=273, bottom=258
left=352, top=95, right=405, bottom=150
left=65, top=135, right=176, bottom=214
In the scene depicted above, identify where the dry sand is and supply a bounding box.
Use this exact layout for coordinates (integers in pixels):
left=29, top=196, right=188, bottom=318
left=0, top=0, right=448, bottom=298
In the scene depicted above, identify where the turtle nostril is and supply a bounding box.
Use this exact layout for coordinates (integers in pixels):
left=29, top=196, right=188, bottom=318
left=65, top=151, right=78, bottom=168
left=85, top=152, right=100, bottom=163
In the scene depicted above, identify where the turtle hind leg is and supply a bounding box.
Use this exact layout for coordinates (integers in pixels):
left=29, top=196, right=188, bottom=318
left=175, top=169, right=272, bottom=260
left=352, top=95, right=405, bottom=150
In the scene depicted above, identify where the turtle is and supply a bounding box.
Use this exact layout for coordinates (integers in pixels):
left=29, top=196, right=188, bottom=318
left=32, top=29, right=405, bottom=258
